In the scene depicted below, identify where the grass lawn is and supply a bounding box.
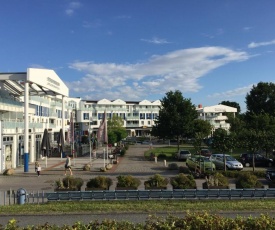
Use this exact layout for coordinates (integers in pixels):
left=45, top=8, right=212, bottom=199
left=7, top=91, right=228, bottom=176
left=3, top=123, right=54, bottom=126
left=2, top=199, right=275, bottom=215
left=144, top=145, right=246, bottom=160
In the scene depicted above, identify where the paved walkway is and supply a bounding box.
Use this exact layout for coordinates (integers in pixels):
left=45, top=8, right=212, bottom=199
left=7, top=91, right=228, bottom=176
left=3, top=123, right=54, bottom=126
left=0, top=145, right=204, bottom=193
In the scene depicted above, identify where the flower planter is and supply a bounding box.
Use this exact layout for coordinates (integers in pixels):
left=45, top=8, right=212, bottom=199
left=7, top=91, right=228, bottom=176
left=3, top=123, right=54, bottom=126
left=202, top=182, right=229, bottom=189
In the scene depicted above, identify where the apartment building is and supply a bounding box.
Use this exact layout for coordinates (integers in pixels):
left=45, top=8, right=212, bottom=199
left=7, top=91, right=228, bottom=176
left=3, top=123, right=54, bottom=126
left=196, top=104, right=237, bottom=134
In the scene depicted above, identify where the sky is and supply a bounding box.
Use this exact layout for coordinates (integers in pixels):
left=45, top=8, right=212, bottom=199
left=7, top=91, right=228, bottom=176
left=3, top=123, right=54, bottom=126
left=1, top=0, right=275, bottom=112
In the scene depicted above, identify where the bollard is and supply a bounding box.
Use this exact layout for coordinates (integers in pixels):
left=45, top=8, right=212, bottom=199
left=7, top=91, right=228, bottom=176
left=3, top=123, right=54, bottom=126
left=164, top=160, right=167, bottom=167
left=17, top=188, right=27, bottom=205
left=154, top=156, right=158, bottom=163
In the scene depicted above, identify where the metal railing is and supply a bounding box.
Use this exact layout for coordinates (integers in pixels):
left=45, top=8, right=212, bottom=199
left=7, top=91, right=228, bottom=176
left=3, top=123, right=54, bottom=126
left=2, top=188, right=275, bottom=205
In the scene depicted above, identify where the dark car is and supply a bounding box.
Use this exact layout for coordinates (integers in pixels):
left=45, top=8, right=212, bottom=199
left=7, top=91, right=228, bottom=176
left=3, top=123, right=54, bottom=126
left=240, top=153, right=273, bottom=167
left=195, top=149, right=212, bottom=157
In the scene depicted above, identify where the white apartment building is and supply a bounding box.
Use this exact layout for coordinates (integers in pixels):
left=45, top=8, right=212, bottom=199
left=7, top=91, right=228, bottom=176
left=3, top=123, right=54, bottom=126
left=196, top=104, right=237, bottom=134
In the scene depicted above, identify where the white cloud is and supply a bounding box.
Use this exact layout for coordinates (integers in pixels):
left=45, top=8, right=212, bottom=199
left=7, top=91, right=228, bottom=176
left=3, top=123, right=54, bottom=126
left=67, top=46, right=250, bottom=100
left=207, top=84, right=254, bottom=99
left=248, top=39, right=275, bottom=48
left=140, top=37, right=171, bottom=44
left=65, top=1, right=82, bottom=16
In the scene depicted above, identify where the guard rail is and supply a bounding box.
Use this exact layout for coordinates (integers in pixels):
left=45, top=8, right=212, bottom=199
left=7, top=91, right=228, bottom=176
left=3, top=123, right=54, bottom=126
left=46, top=188, right=275, bottom=201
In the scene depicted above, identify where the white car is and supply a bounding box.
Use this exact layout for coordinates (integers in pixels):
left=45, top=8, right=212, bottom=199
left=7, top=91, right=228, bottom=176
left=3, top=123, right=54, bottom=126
left=210, top=153, right=243, bottom=170
left=177, top=149, right=191, bottom=161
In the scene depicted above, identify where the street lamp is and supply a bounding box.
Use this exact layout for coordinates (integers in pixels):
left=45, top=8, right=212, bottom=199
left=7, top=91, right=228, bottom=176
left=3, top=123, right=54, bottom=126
left=88, top=117, right=93, bottom=163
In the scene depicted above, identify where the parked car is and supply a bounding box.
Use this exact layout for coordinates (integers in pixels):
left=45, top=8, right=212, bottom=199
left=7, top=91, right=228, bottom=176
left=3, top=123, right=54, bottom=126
left=186, top=156, right=216, bottom=172
left=210, top=153, right=243, bottom=170
left=176, top=149, right=191, bottom=161
left=194, top=148, right=212, bottom=157
left=240, top=153, right=273, bottom=167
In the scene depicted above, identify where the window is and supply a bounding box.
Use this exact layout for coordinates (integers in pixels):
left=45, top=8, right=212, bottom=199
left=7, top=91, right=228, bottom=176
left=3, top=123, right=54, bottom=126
left=83, top=113, right=89, bottom=120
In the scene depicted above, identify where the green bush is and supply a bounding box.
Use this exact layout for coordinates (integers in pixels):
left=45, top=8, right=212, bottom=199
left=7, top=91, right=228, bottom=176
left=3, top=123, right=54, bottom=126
left=236, top=172, right=263, bottom=188
left=7, top=213, right=275, bottom=229
left=116, top=175, right=141, bottom=189
left=86, top=176, right=113, bottom=189
left=178, top=166, right=191, bottom=174
left=168, top=163, right=178, bottom=170
left=221, top=170, right=265, bottom=178
left=205, top=172, right=229, bottom=187
left=144, top=174, right=169, bottom=189
left=157, top=153, right=166, bottom=159
left=170, top=173, right=196, bottom=189
left=120, top=148, right=126, bottom=156
left=61, top=176, right=84, bottom=190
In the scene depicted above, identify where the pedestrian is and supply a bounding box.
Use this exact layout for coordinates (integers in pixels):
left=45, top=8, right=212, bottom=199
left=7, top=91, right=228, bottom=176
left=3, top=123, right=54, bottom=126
left=64, top=155, right=72, bottom=176
left=37, top=163, right=41, bottom=176
left=35, top=161, right=39, bottom=173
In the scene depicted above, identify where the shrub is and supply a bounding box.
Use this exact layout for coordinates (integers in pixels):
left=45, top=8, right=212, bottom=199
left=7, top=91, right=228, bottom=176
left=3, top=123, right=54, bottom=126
left=60, top=176, right=84, bottom=190
left=116, top=175, right=141, bottom=189
left=178, top=166, right=191, bottom=174
left=170, top=173, right=196, bottom=189
left=236, top=172, right=263, bottom=188
left=205, top=172, right=229, bottom=187
left=168, top=163, right=179, bottom=170
left=144, top=174, right=169, bottom=189
left=86, top=176, right=113, bottom=189
left=120, top=148, right=126, bottom=156
left=157, top=153, right=166, bottom=159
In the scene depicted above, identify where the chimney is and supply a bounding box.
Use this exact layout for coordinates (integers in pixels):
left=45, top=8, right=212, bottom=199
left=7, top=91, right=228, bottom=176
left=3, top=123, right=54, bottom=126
left=198, top=104, right=202, bottom=108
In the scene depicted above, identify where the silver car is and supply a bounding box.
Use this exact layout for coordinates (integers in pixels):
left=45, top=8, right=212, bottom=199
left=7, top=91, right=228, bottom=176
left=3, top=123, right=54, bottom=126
left=177, top=149, right=191, bottom=161
left=210, top=153, right=243, bottom=170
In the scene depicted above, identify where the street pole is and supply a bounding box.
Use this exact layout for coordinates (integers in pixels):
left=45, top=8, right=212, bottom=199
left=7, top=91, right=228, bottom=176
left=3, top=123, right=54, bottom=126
left=89, top=117, right=93, bottom=163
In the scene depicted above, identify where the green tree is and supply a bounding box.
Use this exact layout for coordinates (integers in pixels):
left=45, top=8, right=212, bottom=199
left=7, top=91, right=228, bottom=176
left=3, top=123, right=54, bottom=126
left=211, top=128, right=236, bottom=171
left=246, top=82, right=275, bottom=116
left=152, top=90, right=197, bottom=150
left=191, top=119, right=212, bottom=153
left=220, top=101, right=241, bottom=114
left=107, top=115, right=127, bottom=144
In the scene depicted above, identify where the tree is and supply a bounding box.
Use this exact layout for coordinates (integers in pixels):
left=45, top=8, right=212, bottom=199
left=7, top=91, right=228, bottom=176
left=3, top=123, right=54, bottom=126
left=152, top=90, right=197, bottom=150
left=211, top=128, right=236, bottom=171
left=246, top=82, right=275, bottom=116
left=107, top=115, right=127, bottom=144
left=191, top=119, right=212, bottom=153
left=220, top=101, right=241, bottom=114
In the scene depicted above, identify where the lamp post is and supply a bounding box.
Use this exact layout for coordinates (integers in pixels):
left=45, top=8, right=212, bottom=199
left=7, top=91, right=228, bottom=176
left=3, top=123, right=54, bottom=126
left=88, top=117, right=93, bottom=163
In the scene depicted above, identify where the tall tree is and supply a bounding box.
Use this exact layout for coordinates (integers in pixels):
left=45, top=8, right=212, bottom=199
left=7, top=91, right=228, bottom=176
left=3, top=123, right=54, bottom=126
left=191, top=119, right=212, bottom=153
left=246, top=82, right=275, bottom=116
left=152, top=90, right=197, bottom=150
left=220, top=101, right=241, bottom=114
left=211, top=128, right=236, bottom=171
left=107, top=115, right=127, bottom=144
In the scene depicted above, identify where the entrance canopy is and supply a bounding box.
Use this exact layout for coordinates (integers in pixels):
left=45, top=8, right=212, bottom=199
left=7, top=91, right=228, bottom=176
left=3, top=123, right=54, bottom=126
left=0, top=68, right=69, bottom=97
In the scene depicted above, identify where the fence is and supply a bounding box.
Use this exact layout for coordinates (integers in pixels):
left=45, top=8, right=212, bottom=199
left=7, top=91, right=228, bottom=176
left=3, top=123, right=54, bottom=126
left=1, top=188, right=275, bottom=205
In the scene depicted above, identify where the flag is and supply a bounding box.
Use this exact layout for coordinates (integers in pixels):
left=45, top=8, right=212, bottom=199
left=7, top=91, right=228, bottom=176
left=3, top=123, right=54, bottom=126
left=97, top=110, right=108, bottom=143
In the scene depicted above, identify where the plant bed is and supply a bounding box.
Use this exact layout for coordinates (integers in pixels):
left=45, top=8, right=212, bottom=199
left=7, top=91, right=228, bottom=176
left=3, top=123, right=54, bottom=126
left=202, top=182, right=229, bottom=189
left=86, top=176, right=113, bottom=190
left=116, top=175, right=141, bottom=190
left=170, top=173, right=196, bottom=189
left=85, top=187, right=108, bottom=191
left=144, top=174, right=169, bottom=190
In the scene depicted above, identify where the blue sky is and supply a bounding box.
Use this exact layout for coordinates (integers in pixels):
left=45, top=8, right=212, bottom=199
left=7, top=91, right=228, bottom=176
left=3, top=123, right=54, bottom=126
left=1, top=0, right=275, bottom=112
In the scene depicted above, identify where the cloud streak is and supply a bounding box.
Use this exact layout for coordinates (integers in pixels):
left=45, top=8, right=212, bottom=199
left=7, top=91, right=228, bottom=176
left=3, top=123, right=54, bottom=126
left=140, top=37, right=171, bottom=44
left=67, top=47, right=250, bottom=100
left=248, top=39, right=275, bottom=48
